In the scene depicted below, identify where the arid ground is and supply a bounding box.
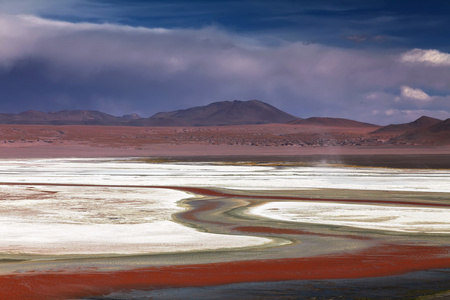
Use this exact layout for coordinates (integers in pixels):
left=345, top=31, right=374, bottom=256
left=1, top=124, right=449, bottom=166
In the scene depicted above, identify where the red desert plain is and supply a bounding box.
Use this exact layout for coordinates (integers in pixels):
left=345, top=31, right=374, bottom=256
left=0, top=122, right=450, bottom=299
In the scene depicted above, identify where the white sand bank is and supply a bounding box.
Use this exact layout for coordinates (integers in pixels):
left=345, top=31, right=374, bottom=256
left=249, top=202, right=450, bottom=234
left=0, top=186, right=269, bottom=255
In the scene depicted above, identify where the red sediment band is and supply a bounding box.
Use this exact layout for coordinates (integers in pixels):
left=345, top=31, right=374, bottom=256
left=0, top=244, right=449, bottom=300
left=1, top=182, right=449, bottom=207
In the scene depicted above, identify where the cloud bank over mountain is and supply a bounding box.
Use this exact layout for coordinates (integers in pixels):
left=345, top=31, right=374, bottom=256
left=0, top=1, right=449, bottom=124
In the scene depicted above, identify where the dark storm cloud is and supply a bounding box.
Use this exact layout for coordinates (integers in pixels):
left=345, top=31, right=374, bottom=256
left=3, top=0, right=450, bottom=49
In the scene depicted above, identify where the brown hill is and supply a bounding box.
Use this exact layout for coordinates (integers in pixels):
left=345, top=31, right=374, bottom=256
left=390, top=118, right=450, bottom=145
left=371, top=116, right=442, bottom=134
left=132, top=100, right=298, bottom=126
left=289, top=117, right=379, bottom=128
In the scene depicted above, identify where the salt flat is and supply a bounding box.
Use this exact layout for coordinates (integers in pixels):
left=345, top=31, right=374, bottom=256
left=1, top=158, right=450, bottom=192
left=0, top=158, right=449, bottom=256
left=0, top=183, right=269, bottom=255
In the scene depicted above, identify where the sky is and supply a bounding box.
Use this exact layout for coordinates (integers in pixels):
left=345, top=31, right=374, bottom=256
left=0, top=0, right=450, bottom=124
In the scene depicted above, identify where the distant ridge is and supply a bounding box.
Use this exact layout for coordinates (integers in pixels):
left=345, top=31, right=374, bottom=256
left=0, top=103, right=444, bottom=139
left=289, top=117, right=379, bottom=128
left=131, top=100, right=298, bottom=126
left=0, top=100, right=298, bottom=126
left=371, top=116, right=442, bottom=134
left=0, top=110, right=125, bottom=125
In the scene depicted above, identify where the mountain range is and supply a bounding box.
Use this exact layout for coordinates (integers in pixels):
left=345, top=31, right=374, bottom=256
left=0, top=100, right=298, bottom=126
left=0, top=100, right=378, bottom=127
left=0, top=99, right=448, bottom=144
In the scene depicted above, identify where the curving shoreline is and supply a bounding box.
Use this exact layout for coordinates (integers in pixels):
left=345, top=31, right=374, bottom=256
left=0, top=183, right=449, bottom=299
